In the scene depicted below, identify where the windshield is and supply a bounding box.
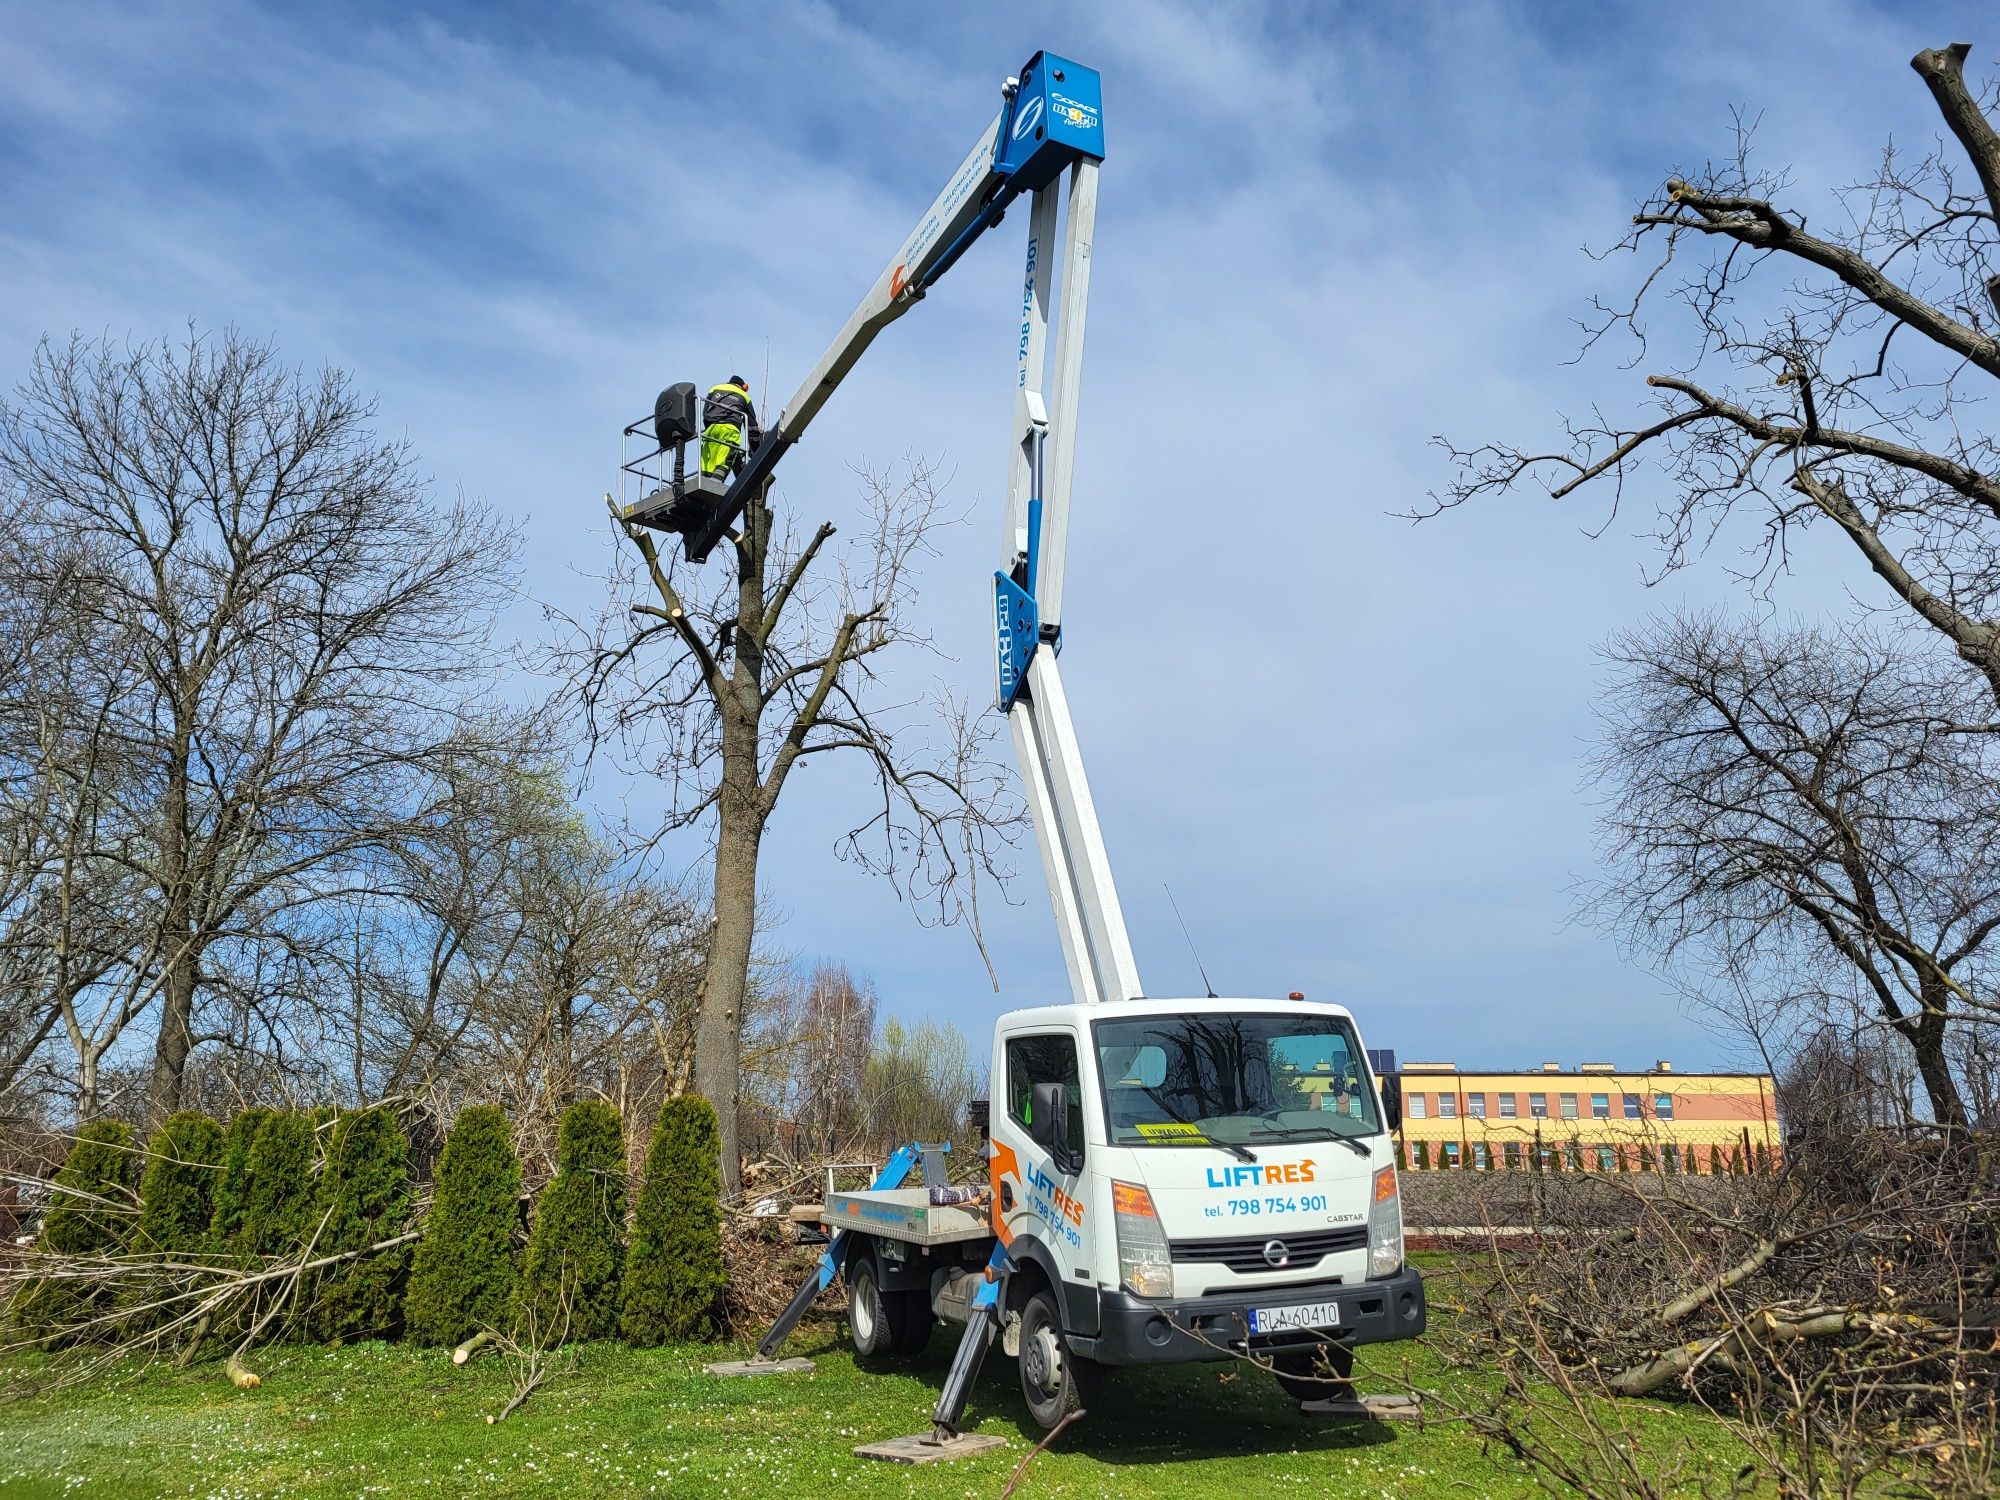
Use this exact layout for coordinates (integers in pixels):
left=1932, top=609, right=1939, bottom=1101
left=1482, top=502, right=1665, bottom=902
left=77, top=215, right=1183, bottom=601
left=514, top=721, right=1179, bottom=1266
left=1092, top=1012, right=1382, bottom=1147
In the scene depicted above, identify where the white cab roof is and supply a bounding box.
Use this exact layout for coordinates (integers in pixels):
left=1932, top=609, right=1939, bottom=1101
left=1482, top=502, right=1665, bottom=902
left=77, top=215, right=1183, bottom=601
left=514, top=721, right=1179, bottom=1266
left=996, top=996, right=1358, bottom=1030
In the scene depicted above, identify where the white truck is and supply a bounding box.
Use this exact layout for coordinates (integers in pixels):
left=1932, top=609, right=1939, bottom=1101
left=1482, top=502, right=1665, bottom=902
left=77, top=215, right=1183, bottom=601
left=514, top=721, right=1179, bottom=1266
left=823, top=997, right=1422, bottom=1431
left=622, top=49, right=1425, bottom=1445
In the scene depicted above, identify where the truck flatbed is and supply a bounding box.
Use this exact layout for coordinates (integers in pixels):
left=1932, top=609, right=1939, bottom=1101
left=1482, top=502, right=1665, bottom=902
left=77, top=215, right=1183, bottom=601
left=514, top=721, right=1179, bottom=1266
left=824, top=1188, right=991, bottom=1246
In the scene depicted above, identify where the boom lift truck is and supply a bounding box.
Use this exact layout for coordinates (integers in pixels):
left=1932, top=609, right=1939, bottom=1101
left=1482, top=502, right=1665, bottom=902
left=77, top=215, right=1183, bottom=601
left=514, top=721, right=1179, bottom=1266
left=622, top=51, right=1425, bottom=1455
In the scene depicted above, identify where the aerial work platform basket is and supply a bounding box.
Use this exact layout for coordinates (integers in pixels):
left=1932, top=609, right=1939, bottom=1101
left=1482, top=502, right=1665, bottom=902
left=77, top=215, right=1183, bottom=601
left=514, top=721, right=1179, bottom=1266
left=617, top=382, right=746, bottom=556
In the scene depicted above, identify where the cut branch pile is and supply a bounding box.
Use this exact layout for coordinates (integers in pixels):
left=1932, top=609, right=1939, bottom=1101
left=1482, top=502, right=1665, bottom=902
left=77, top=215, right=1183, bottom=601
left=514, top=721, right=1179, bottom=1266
left=1454, top=1123, right=1999, bottom=1494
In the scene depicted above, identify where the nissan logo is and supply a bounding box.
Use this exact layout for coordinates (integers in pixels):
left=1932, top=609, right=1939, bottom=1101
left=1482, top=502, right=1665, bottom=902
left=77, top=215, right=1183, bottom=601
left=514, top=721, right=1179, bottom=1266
left=1262, top=1239, right=1290, bottom=1268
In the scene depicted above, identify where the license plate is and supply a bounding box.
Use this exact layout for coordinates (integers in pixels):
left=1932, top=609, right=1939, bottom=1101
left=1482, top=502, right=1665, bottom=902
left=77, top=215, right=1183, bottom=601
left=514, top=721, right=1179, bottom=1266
left=1249, top=1300, right=1341, bottom=1334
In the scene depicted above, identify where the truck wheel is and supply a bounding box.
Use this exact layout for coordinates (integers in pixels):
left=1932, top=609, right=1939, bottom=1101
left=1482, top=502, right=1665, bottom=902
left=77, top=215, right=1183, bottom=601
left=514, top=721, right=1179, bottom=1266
left=1271, top=1343, right=1354, bottom=1403
left=847, top=1258, right=907, bottom=1359
left=1017, top=1287, right=1097, bottom=1430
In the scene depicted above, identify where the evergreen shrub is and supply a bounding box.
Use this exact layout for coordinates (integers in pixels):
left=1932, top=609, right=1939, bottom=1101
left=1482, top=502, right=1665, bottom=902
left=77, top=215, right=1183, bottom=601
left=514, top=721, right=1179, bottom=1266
left=133, top=1113, right=226, bottom=1257
left=234, top=1112, right=317, bottom=1261
left=207, top=1107, right=277, bottom=1251
left=405, top=1104, right=521, bottom=1346
left=309, top=1107, right=413, bottom=1341
left=621, top=1094, right=726, bottom=1345
left=10, top=1120, right=140, bottom=1339
left=516, top=1099, right=625, bottom=1342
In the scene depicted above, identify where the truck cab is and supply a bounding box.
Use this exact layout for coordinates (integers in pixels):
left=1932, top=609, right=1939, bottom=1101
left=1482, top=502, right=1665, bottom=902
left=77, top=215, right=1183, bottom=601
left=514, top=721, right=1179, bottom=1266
left=985, top=996, right=1425, bottom=1424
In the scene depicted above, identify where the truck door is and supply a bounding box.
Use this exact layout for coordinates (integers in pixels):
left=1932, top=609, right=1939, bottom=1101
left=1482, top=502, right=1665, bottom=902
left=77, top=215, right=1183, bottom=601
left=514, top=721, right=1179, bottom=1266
left=993, top=1031, right=1094, bottom=1302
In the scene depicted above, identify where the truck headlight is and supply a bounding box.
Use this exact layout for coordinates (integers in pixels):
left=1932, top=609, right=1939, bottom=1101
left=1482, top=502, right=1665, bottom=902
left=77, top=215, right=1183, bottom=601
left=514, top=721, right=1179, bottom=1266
left=1367, top=1165, right=1403, bottom=1278
left=1112, top=1181, right=1172, bottom=1298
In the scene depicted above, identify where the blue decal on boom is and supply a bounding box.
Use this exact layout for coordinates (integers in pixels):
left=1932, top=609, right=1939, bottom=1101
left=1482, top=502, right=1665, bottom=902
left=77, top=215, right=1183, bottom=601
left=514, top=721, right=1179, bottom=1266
left=995, top=572, right=1039, bottom=711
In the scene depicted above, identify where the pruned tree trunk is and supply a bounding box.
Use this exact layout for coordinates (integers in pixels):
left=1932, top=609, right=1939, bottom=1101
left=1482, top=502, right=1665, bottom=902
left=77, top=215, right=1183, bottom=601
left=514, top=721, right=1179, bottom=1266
left=699, top=765, right=763, bottom=1195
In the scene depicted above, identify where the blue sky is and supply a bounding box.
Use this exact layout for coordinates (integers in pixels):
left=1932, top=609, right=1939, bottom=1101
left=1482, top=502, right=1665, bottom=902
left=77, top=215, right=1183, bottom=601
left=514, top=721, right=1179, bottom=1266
left=2, top=0, right=1985, bottom=1073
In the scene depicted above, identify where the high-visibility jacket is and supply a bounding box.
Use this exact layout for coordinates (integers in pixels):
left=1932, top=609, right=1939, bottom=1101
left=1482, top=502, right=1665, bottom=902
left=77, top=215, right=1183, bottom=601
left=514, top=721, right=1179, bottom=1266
left=700, top=382, right=761, bottom=476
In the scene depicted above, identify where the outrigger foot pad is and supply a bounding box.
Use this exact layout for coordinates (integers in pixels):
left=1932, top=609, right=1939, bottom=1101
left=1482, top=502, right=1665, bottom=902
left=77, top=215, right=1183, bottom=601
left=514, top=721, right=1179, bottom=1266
left=703, top=1356, right=816, bottom=1377
left=852, top=1431, right=1008, bottom=1464
left=1301, top=1392, right=1422, bottom=1422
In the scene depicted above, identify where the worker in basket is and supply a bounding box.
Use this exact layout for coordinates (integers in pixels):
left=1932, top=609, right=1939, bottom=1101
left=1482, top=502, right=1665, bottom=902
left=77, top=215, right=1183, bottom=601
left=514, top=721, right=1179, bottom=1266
left=701, top=376, right=761, bottom=480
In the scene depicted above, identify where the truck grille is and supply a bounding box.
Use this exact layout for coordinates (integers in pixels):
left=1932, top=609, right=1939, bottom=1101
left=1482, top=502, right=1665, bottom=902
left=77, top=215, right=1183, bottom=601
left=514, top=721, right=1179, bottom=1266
left=1170, top=1225, right=1366, bottom=1274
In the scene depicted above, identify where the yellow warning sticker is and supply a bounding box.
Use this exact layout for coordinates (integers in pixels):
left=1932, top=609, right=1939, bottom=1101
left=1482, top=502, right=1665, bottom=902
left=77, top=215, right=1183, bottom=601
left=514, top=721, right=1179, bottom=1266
left=1133, top=1121, right=1207, bottom=1141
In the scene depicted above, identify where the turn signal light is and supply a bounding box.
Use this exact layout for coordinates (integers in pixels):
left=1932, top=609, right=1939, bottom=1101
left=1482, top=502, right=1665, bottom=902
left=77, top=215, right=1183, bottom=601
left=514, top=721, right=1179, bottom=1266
left=1111, top=1181, right=1157, bottom=1218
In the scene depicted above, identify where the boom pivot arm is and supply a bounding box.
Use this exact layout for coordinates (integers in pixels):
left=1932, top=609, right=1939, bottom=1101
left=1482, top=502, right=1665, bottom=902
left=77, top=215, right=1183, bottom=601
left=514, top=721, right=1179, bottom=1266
left=685, top=52, right=1104, bottom=560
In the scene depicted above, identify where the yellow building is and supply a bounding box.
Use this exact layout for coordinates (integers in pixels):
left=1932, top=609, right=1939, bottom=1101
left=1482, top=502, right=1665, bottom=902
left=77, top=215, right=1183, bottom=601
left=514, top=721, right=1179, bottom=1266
left=1392, top=1060, right=1779, bottom=1173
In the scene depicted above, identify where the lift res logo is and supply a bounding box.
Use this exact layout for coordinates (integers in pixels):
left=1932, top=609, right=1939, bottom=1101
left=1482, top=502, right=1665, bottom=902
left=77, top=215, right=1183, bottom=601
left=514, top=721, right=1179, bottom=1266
left=1205, top=1161, right=1317, bottom=1190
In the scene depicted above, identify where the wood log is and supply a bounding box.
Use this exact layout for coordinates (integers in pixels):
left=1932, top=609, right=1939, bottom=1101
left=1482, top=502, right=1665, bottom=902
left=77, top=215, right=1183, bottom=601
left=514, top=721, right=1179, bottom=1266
left=453, top=1330, right=496, bottom=1366
left=225, top=1350, right=261, bottom=1389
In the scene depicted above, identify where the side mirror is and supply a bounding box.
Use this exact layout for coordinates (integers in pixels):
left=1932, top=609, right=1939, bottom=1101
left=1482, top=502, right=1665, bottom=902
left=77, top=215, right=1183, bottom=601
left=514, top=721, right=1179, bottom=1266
left=967, top=1098, right=991, bottom=1137
left=1380, top=1076, right=1402, bottom=1132
left=1029, top=1081, right=1080, bottom=1173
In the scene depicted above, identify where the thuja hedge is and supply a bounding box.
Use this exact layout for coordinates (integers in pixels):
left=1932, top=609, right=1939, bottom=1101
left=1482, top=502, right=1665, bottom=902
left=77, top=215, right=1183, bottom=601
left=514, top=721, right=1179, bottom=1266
left=405, top=1104, right=521, bottom=1347
left=20, top=1095, right=738, bottom=1352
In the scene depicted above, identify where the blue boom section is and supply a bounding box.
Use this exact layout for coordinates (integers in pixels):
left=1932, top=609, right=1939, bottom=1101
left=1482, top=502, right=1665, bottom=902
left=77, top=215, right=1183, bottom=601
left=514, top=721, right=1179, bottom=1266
left=906, top=51, right=1104, bottom=301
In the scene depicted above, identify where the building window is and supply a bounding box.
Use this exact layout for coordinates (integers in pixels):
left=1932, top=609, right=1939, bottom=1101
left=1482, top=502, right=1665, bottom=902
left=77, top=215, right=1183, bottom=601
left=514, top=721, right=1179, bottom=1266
left=1471, top=1142, right=1489, bottom=1170
left=1497, top=1093, right=1517, bottom=1118
left=1438, top=1094, right=1457, bottom=1119
left=1503, top=1141, right=1522, bottom=1168
left=1595, top=1145, right=1616, bottom=1172
left=1467, top=1093, right=1486, bottom=1119
left=1406, top=1093, right=1426, bottom=1119
left=1560, top=1093, right=1578, bottom=1120
left=1442, top=1142, right=1461, bottom=1166
left=1654, top=1093, right=1674, bottom=1121
left=1623, top=1093, right=1641, bottom=1119
left=1564, top=1144, right=1583, bottom=1171
left=1591, top=1093, right=1610, bottom=1119
left=1529, top=1093, right=1548, bottom=1119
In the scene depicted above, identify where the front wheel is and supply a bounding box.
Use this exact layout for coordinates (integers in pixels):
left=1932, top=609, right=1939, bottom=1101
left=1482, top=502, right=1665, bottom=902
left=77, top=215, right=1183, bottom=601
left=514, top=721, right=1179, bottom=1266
left=1017, top=1287, right=1099, bottom=1430
left=1271, top=1342, right=1354, bottom=1403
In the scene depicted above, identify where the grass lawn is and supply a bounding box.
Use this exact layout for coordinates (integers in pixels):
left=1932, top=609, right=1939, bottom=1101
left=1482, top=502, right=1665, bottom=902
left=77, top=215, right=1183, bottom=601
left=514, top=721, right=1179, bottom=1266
left=0, top=1260, right=1750, bottom=1498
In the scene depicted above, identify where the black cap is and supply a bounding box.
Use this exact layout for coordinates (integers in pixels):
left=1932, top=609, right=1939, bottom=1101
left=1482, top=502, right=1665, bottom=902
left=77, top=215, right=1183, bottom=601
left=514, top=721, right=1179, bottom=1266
left=728, top=374, right=748, bottom=388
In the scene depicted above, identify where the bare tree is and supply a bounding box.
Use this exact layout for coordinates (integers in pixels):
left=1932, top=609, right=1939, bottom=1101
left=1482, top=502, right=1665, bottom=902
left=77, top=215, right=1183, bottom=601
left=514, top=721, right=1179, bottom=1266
left=743, top=958, right=878, bottom=1159
left=568, top=459, right=1019, bottom=1191
left=1593, top=615, right=2000, bottom=1125
left=1433, top=44, right=2000, bottom=1127
left=1438, top=46, right=2000, bottom=687
left=861, top=1013, right=980, bottom=1150
left=0, top=329, right=519, bottom=1123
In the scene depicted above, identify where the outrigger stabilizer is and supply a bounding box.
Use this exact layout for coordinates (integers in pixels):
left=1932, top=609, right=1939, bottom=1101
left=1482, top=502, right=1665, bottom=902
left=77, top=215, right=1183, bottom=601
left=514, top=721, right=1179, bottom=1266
left=711, top=1140, right=1013, bottom=1461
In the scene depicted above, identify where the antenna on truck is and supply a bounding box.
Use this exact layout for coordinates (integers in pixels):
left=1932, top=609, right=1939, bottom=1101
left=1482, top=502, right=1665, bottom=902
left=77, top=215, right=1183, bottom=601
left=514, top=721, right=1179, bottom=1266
left=1163, top=884, right=1218, bottom=999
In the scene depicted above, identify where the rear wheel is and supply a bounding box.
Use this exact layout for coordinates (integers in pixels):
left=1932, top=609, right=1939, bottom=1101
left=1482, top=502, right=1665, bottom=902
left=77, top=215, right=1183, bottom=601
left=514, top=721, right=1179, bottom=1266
left=1271, top=1342, right=1355, bottom=1403
left=847, top=1257, right=904, bottom=1359
left=1017, top=1287, right=1099, bottom=1430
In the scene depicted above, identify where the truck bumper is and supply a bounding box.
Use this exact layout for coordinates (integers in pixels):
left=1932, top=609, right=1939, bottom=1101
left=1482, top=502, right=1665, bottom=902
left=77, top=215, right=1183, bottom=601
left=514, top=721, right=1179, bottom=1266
left=1072, top=1264, right=1426, bottom=1367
